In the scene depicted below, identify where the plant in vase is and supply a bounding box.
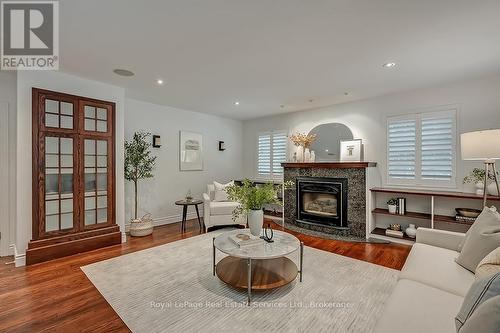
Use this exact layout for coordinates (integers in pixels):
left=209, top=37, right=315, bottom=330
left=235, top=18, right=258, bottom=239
left=387, top=198, right=398, bottom=214
left=124, top=131, right=157, bottom=236
left=227, top=179, right=293, bottom=236
left=289, top=132, right=317, bottom=162
left=463, top=168, right=498, bottom=195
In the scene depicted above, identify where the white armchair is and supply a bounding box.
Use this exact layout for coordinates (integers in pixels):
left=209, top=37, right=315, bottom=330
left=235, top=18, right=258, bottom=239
left=203, top=184, right=246, bottom=231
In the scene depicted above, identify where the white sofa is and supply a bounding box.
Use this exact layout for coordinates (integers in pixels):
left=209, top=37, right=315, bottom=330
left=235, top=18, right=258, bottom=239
left=202, top=184, right=246, bottom=231
left=375, top=228, right=474, bottom=333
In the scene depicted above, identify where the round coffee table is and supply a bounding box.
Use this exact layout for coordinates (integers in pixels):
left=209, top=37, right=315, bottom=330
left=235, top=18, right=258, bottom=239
left=212, top=229, right=304, bottom=304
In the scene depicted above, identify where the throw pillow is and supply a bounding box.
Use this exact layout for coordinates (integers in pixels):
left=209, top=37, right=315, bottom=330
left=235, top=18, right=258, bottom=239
left=213, top=181, right=234, bottom=202
left=476, top=246, right=500, bottom=279
left=456, top=273, right=500, bottom=332
left=460, top=296, right=500, bottom=333
left=456, top=206, right=500, bottom=272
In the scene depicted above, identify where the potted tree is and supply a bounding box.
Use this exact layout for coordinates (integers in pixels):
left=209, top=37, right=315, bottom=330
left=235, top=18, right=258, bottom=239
left=125, top=131, right=157, bottom=236
left=227, top=179, right=292, bottom=236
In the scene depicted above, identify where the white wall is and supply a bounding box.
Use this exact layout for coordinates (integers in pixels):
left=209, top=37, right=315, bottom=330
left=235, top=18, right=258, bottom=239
left=125, top=98, right=243, bottom=225
left=243, top=73, right=500, bottom=192
left=15, top=71, right=126, bottom=266
left=0, top=72, right=17, bottom=257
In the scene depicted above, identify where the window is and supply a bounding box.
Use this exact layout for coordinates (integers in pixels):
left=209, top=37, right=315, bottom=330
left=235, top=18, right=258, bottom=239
left=387, top=109, right=457, bottom=187
left=257, top=131, right=287, bottom=178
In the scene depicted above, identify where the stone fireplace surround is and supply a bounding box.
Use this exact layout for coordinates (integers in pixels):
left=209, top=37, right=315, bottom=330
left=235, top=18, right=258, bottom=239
left=282, top=162, right=376, bottom=240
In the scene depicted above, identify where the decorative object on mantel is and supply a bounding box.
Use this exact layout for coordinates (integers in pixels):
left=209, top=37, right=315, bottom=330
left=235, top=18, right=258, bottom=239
left=308, top=123, right=354, bottom=162
left=281, top=162, right=377, bottom=168
left=387, top=198, right=398, bottom=214
left=152, top=135, right=161, bottom=148
left=218, top=141, right=225, bottom=151
left=340, top=139, right=363, bottom=162
left=461, top=129, right=500, bottom=206
left=310, top=150, right=316, bottom=162
left=179, top=131, right=203, bottom=171
left=405, top=224, right=417, bottom=238
left=125, top=131, right=157, bottom=237
left=289, top=132, right=317, bottom=162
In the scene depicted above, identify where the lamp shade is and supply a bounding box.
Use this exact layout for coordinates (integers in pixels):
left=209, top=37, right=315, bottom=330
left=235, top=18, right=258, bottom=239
left=461, top=129, right=500, bottom=160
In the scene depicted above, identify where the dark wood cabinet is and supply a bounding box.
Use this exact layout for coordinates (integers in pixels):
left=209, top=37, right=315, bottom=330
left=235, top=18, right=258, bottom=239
left=28, top=88, right=121, bottom=265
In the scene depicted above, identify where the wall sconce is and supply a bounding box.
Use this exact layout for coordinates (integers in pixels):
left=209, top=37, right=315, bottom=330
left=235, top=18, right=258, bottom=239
left=152, top=135, right=161, bottom=148
left=218, top=141, right=225, bottom=151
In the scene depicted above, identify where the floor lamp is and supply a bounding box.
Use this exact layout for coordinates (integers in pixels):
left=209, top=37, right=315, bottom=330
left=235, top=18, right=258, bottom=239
left=461, top=129, right=500, bottom=207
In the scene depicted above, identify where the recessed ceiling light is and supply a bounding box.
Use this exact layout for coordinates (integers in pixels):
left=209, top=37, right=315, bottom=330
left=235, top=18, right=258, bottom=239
left=157, top=79, right=164, bottom=85
left=383, top=62, right=396, bottom=68
left=113, top=68, right=134, bottom=77
left=234, top=101, right=240, bottom=106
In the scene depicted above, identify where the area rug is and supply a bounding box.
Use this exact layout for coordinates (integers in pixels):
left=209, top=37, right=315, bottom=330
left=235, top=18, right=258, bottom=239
left=82, top=230, right=398, bottom=333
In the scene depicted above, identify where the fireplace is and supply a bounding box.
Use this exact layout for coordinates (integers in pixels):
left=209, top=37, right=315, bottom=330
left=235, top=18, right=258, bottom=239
left=296, top=177, right=348, bottom=228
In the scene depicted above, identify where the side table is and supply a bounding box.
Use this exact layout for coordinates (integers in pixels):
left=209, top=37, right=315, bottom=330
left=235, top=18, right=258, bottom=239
left=175, top=199, right=203, bottom=232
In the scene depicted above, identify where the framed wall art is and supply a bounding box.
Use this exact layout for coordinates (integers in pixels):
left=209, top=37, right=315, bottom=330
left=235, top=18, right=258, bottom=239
left=179, top=131, right=203, bottom=171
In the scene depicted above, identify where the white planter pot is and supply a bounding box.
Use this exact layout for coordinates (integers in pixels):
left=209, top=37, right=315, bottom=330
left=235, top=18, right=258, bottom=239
left=248, top=209, right=264, bottom=236
left=488, top=182, right=499, bottom=196
left=388, top=205, right=398, bottom=214
left=130, top=218, right=154, bottom=237
left=475, top=182, right=484, bottom=195
left=405, top=224, right=417, bottom=239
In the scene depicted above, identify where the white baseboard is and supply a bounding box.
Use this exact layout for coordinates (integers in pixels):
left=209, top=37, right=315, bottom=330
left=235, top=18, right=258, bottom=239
left=9, top=244, right=26, bottom=267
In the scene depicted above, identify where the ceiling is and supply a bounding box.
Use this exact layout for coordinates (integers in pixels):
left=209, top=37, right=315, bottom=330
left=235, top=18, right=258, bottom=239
left=60, top=0, right=500, bottom=120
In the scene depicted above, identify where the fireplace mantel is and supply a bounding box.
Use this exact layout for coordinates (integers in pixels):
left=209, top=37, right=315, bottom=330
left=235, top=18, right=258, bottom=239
left=281, top=162, right=376, bottom=169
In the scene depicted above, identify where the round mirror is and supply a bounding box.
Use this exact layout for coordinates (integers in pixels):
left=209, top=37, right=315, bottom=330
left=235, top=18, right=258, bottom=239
left=308, top=123, right=353, bottom=161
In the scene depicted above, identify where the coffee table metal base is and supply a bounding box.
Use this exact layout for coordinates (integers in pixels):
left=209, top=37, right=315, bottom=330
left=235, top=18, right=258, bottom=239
left=213, top=238, right=304, bottom=305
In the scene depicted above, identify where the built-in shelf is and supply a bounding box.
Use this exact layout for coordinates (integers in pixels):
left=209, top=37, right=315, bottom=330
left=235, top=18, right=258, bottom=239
left=371, top=187, right=500, bottom=201
left=371, top=208, right=474, bottom=225
left=371, top=227, right=416, bottom=243
left=368, top=187, right=486, bottom=245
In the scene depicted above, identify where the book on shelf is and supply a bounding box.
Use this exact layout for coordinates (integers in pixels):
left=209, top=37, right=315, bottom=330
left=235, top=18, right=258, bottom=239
left=229, top=233, right=263, bottom=247
left=397, top=197, right=406, bottom=215
left=385, top=229, right=404, bottom=238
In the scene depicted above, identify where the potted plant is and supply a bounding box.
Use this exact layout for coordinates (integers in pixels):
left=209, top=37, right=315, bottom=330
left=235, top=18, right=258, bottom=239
left=387, top=198, right=398, bottom=214
left=227, top=180, right=291, bottom=236
left=463, top=168, right=489, bottom=195
left=125, top=131, right=157, bottom=236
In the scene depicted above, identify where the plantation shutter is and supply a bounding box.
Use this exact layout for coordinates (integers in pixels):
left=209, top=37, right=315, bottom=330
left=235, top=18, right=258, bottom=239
left=257, top=133, right=271, bottom=176
left=272, top=132, right=287, bottom=176
left=388, top=118, right=416, bottom=179
left=421, top=115, right=454, bottom=180
left=257, top=131, right=287, bottom=178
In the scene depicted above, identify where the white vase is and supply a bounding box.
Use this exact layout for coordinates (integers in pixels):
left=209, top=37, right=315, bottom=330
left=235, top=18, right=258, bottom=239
left=248, top=209, right=264, bottom=236
left=388, top=204, right=397, bottom=214
left=304, top=148, right=311, bottom=162
left=310, top=150, right=316, bottom=162
left=475, top=182, right=484, bottom=195
left=406, top=224, right=417, bottom=239
left=488, top=182, right=499, bottom=196
left=296, top=147, right=303, bottom=162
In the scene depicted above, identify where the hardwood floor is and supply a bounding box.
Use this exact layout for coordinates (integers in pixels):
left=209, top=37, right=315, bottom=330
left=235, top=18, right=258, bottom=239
left=0, top=219, right=410, bottom=333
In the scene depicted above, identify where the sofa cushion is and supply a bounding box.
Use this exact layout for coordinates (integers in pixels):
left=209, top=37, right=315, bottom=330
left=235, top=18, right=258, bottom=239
left=400, top=243, right=474, bottom=297
left=207, top=184, right=215, bottom=201
left=374, top=279, right=463, bottom=333
left=213, top=181, right=233, bottom=202
left=456, top=272, right=500, bottom=332
left=460, top=295, right=500, bottom=333
left=476, top=246, right=500, bottom=279
left=209, top=201, right=240, bottom=216
left=456, top=206, right=500, bottom=272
